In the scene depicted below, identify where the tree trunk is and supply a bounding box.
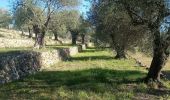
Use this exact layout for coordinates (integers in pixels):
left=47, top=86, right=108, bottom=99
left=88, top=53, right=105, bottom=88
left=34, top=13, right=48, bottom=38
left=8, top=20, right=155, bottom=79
left=145, top=30, right=169, bottom=82
left=33, top=25, right=45, bottom=49
left=54, top=32, right=63, bottom=44
left=71, top=32, right=78, bottom=45
left=28, top=27, right=32, bottom=38
left=21, top=29, right=24, bottom=36
left=54, top=33, right=59, bottom=41
left=114, top=44, right=126, bottom=59
left=110, top=34, right=126, bottom=59
left=81, top=34, right=85, bottom=44
left=34, top=33, right=45, bottom=48
left=146, top=50, right=169, bottom=82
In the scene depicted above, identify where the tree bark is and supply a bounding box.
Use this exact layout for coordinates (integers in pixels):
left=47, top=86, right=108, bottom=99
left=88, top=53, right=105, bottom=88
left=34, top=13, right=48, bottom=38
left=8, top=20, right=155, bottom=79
left=34, top=32, right=45, bottom=48
left=54, top=33, right=59, bottom=41
left=81, top=34, right=85, bottom=44
left=145, top=30, right=169, bottom=82
left=71, top=32, right=78, bottom=45
left=146, top=49, right=169, bottom=82
left=21, top=29, right=24, bottom=36
left=33, top=25, right=45, bottom=48
left=28, top=27, right=32, bottom=38
left=114, top=44, right=126, bottom=59
left=110, top=34, right=126, bottom=59
left=54, top=32, right=63, bottom=44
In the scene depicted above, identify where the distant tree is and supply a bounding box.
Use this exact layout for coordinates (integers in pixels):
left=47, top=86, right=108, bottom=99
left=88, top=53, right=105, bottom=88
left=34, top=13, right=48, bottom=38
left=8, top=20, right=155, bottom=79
left=49, top=10, right=81, bottom=45
left=13, top=7, right=33, bottom=38
left=79, top=16, right=91, bottom=44
left=0, top=9, right=12, bottom=28
left=63, top=10, right=81, bottom=45
left=12, top=0, right=80, bottom=48
left=88, top=0, right=146, bottom=59
left=49, top=11, right=69, bottom=44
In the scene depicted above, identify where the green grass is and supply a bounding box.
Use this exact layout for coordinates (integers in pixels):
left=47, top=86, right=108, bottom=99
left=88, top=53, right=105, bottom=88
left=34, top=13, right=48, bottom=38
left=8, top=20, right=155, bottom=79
left=46, top=44, right=74, bottom=49
left=0, top=48, right=170, bottom=100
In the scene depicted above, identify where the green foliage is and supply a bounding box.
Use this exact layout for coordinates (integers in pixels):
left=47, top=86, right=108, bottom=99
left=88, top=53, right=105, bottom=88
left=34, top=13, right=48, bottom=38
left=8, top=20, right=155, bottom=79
left=88, top=0, right=154, bottom=53
left=79, top=16, right=91, bottom=35
left=49, top=10, right=80, bottom=37
left=0, top=9, right=12, bottom=28
left=64, top=10, right=81, bottom=31
left=88, top=0, right=131, bottom=46
left=13, top=0, right=45, bottom=29
left=12, top=0, right=81, bottom=31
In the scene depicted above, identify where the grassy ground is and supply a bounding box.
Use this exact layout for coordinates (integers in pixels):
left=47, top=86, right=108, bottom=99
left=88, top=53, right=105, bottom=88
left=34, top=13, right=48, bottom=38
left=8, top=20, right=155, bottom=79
left=0, top=48, right=170, bottom=100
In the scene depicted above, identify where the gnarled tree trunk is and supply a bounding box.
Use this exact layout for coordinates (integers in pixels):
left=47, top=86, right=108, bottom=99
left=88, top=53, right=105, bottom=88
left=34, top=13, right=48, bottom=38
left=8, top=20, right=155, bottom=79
left=81, top=34, right=85, bottom=44
left=145, top=30, right=169, bottom=82
left=114, top=44, right=126, bottom=59
left=110, top=34, right=126, bottom=59
left=146, top=49, right=169, bottom=82
left=28, top=27, right=32, bottom=38
left=54, top=33, right=59, bottom=41
left=33, top=25, right=45, bottom=49
left=71, top=31, right=78, bottom=45
left=53, top=32, right=63, bottom=44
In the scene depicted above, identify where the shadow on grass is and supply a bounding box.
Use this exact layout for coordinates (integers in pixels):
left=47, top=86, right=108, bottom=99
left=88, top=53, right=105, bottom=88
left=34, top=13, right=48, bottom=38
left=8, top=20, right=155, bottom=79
left=46, top=44, right=73, bottom=49
left=5, top=69, right=145, bottom=91
left=82, top=49, right=105, bottom=53
left=1, top=68, right=170, bottom=99
left=71, top=56, right=114, bottom=61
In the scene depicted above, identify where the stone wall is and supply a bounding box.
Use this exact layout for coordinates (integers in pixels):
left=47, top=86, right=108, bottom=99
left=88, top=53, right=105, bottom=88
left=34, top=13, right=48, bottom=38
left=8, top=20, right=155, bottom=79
left=0, top=51, right=41, bottom=84
left=0, top=38, right=34, bottom=48
left=78, top=44, right=87, bottom=52
left=40, top=49, right=70, bottom=68
left=69, top=46, right=79, bottom=56
left=0, top=46, right=80, bottom=84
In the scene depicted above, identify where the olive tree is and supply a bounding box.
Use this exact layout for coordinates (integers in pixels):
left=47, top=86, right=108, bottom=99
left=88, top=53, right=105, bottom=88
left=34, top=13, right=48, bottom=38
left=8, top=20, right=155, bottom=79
left=0, top=9, right=12, bottom=28
left=49, top=11, right=68, bottom=44
left=63, top=10, right=81, bottom=45
left=119, top=0, right=170, bottom=82
left=89, top=0, right=170, bottom=82
left=88, top=0, right=146, bottom=59
left=12, top=0, right=80, bottom=48
left=79, top=16, right=91, bottom=44
left=49, top=10, right=81, bottom=45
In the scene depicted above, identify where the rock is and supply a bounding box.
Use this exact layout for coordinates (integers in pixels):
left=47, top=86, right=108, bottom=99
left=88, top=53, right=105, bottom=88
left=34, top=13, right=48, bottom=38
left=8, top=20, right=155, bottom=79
left=69, top=47, right=79, bottom=56
left=81, top=44, right=86, bottom=50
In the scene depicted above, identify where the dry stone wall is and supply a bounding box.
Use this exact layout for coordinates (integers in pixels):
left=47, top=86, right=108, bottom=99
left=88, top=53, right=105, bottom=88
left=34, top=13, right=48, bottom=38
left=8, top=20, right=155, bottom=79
left=0, top=51, right=41, bottom=84
left=0, top=46, right=81, bottom=84
left=69, top=46, right=79, bottom=56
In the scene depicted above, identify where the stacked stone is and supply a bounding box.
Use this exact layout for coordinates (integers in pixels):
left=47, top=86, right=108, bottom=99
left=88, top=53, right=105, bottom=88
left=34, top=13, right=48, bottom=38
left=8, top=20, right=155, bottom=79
left=0, top=51, right=41, bottom=84
left=0, top=46, right=81, bottom=84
